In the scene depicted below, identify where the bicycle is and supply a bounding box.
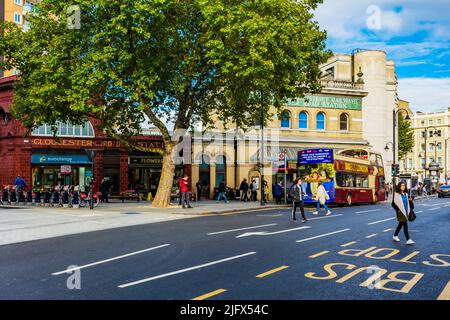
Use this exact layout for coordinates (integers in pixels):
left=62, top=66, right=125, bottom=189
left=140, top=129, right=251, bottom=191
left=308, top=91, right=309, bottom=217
left=79, top=189, right=100, bottom=208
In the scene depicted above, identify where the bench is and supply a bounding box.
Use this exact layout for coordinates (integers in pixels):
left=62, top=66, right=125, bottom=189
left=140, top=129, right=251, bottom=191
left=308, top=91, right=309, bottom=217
left=110, top=190, right=143, bottom=203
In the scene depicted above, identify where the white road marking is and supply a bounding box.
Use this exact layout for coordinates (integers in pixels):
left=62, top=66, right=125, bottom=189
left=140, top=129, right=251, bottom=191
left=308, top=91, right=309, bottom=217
left=236, top=226, right=311, bottom=238
left=415, top=211, right=424, bottom=213
left=296, top=229, right=351, bottom=243
left=383, top=228, right=394, bottom=232
left=118, top=252, right=257, bottom=288
left=365, top=233, right=378, bottom=239
left=356, top=209, right=381, bottom=214
left=307, top=214, right=343, bottom=220
left=428, top=207, right=441, bottom=211
left=52, top=244, right=171, bottom=275
left=367, top=217, right=395, bottom=225
left=256, top=214, right=283, bottom=217
left=431, top=203, right=442, bottom=206
left=207, top=224, right=277, bottom=235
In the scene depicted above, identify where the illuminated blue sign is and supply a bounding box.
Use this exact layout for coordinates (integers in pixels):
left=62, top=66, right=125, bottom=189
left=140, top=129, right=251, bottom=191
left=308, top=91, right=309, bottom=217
left=298, top=149, right=334, bottom=165
left=31, top=154, right=92, bottom=165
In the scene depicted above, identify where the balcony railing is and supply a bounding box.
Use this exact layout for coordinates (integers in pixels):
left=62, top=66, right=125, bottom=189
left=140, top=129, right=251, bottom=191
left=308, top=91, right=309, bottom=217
left=320, top=79, right=364, bottom=90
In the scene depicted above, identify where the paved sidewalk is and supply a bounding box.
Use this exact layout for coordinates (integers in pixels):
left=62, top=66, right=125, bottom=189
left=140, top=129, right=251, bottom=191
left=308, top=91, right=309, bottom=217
left=0, top=200, right=289, bottom=246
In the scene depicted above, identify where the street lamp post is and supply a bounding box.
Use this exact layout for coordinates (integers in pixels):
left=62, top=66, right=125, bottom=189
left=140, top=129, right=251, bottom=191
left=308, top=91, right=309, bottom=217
left=260, top=90, right=265, bottom=206
left=423, top=126, right=439, bottom=183
left=85, top=149, right=96, bottom=210
left=445, top=138, right=450, bottom=184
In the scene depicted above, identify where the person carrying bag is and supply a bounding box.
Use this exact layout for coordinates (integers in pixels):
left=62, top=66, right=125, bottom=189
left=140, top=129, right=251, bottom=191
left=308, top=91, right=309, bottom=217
left=392, top=181, right=415, bottom=245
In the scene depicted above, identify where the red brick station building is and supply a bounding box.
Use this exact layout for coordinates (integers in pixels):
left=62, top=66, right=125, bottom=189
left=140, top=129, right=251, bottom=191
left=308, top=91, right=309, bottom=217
left=0, top=76, right=188, bottom=195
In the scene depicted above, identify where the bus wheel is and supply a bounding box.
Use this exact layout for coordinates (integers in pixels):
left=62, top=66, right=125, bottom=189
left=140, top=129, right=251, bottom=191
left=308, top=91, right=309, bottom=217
left=346, top=194, right=352, bottom=206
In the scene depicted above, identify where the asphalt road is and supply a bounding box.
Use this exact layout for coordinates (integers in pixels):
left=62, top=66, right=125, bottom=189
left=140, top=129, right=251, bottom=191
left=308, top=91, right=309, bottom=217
left=0, top=197, right=449, bottom=300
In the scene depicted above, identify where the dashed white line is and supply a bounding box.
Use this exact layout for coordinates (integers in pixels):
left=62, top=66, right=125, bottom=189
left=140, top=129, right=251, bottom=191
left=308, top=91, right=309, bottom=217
left=308, top=214, right=343, bottom=221
left=368, top=217, right=395, bottom=225
left=356, top=209, right=381, bottom=214
left=52, top=244, right=171, bottom=275
left=118, top=252, right=257, bottom=288
left=207, top=224, right=277, bottom=235
left=428, top=207, right=441, bottom=211
left=296, top=229, right=351, bottom=243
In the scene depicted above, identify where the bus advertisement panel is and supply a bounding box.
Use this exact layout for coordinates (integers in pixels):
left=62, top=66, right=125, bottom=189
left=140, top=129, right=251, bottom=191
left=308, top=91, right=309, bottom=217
left=297, top=148, right=386, bottom=205
left=297, top=149, right=335, bottom=203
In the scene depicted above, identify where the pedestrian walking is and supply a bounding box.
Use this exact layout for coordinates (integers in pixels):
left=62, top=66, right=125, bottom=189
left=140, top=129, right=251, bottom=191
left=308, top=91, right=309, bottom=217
left=196, top=180, right=202, bottom=201
left=179, top=175, right=193, bottom=208
left=250, top=179, right=258, bottom=202
left=384, top=183, right=389, bottom=199
left=273, top=182, right=282, bottom=204
left=312, top=182, right=331, bottom=215
left=14, top=175, right=25, bottom=191
left=290, top=178, right=307, bottom=222
left=391, top=181, right=415, bottom=245
left=239, top=178, right=249, bottom=202
left=264, top=181, right=269, bottom=204
left=216, top=180, right=229, bottom=203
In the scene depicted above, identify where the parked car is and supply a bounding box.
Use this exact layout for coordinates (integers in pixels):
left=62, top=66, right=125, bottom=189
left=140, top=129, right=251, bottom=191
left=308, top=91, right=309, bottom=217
left=437, top=185, right=450, bottom=198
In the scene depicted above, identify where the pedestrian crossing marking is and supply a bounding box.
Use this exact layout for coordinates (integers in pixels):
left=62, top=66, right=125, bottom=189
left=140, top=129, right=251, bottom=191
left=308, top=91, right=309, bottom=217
left=309, top=251, right=330, bottom=259
left=340, top=241, right=357, bottom=247
left=383, top=228, right=394, bottom=232
left=365, top=234, right=378, bottom=239
left=256, top=266, right=289, bottom=278
left=192, top=289, right=227, bottom=300
left=437, top=280, right=450, bottom=300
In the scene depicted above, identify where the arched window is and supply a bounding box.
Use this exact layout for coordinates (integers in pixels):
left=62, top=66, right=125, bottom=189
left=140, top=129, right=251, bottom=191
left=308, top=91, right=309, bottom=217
left=32, top=121, right=95, bottom=137
left=340, top=113, right=349, bottom=131
left=316, top=112, right=326, bottom=130
left=280, top=111, right=291, bottom=128
left=299, top=111, right=309, bottom=129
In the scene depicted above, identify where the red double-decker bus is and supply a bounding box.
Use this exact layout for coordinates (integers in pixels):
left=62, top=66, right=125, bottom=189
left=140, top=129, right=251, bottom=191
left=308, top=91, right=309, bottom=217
left=297, top=148, right=386, bottom=205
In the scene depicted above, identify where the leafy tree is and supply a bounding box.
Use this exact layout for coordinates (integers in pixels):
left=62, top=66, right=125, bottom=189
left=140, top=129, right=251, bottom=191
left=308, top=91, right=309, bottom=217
left=0, top=0, right=331, bottom=207
left=398, top=113, right=414, bottom=161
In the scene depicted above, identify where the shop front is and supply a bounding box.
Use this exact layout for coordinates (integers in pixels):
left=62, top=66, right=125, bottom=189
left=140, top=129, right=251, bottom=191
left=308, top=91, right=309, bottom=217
left=31, top=153, right=93, bottom=191
left=128, top=153, right=184, bottom=196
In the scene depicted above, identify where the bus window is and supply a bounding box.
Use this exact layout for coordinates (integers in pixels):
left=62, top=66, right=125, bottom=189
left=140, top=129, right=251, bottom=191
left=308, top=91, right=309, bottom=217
left=337, top=172, right=369, bottom=188
left=356, top=175, right=369, bottom=188
left=369, top=154, right=377, bottom=165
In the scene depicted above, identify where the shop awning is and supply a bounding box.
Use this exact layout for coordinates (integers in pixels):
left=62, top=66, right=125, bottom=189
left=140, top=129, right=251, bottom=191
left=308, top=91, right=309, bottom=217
left=31, top=154, right=92, bottom=165
left=250, top=147, right=300, bottom=163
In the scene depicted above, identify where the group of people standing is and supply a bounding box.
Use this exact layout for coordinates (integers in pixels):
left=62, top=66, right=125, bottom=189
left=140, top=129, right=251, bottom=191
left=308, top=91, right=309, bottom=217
left=238, top=178, right=261, bottom=202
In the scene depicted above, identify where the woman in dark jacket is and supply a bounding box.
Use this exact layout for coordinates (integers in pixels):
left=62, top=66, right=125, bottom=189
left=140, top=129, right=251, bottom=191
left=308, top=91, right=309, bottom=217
left=391, top=181, right=415, bottom=245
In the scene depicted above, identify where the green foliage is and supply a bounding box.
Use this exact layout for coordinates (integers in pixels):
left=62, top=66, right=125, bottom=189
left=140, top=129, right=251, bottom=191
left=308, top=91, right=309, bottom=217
left=0, top=0, right=330, bottom=144
left=398, top=113, right=414, bottom=160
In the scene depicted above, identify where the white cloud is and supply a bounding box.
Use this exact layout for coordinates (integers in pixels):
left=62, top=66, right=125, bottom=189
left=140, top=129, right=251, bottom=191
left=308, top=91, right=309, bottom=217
left=314, top=0, right=450, bottom=41
left=398, top=77, right=450, bottom=112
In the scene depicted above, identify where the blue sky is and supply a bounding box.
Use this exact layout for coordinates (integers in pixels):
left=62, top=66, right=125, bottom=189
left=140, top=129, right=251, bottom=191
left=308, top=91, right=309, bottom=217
left=314, top=0, right=450, bottom=112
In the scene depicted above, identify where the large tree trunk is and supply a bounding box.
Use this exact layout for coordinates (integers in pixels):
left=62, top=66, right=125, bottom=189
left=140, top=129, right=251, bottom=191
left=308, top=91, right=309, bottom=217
left=151, top=142, right=176, bottom=208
